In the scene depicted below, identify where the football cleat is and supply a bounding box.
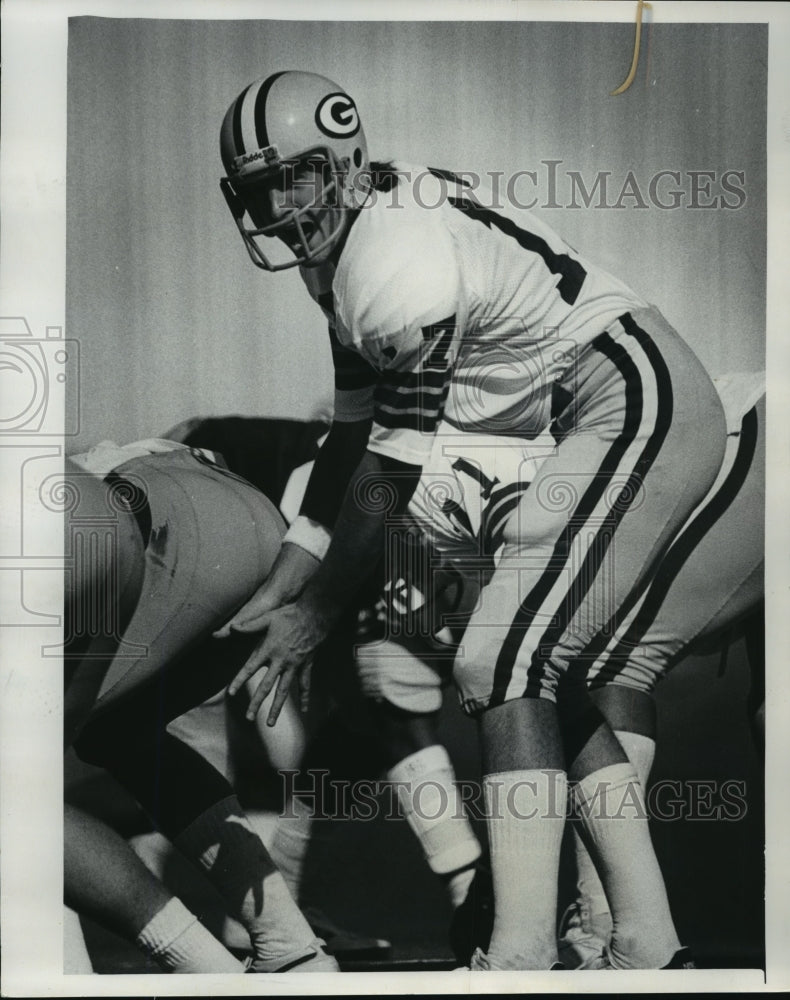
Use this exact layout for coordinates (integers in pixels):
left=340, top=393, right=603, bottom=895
left=246, top=937, right=339, bottom=974
left=449, top=860, right=494, bottom=965
left=469, top=948, right=565, bottom=971
left=585, top=944, right=697, bottom=970
left=301, top=905, right=391, bottom=960
left=661, top=946, right=696, bottom=969
left=556, top=899, right=611, bottom=970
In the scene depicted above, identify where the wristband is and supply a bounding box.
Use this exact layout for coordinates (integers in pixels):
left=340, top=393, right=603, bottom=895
left=282, top=515, right=332, bottom=561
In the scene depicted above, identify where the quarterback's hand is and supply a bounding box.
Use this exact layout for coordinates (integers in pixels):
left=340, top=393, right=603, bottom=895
left=214, top=543, right=320, bottom=638
left=227, top=600, right=326, bottom=726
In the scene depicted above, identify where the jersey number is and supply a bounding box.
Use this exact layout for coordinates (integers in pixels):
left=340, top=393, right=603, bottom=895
left=421, top=315, right=456, bottom=370
left=445, top=191, right=587, bottom=305
left=440, top=457, right=501, bottom=539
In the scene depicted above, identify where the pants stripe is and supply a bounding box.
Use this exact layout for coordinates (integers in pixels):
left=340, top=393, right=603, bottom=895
left=587, top=404, right=759, bottom=689
left=526, top=319, right=674, bottom=695
left=489, top=315, right=673, bottom=705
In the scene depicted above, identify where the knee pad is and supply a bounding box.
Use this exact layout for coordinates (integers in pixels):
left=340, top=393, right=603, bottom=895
left=356, top=639, right=448, bottom=715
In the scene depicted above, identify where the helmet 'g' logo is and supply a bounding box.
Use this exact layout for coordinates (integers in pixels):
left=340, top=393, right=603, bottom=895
left=315, top=93, right=360, bottom=139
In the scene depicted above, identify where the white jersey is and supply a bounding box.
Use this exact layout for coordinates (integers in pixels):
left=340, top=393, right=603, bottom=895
left=301, top=162, right=647, bottom=466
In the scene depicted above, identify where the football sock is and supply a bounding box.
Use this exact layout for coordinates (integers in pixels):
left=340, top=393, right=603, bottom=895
left=614, top=729, right=656, bottom=789
left=135, top=896, right=245, bottom=973
left=570, top=840, right=613, bottom=934
left=173, top=795, right=321, bottom=971
left=268, top=793, right=314, bottom=902
left=387, top=745, right=481, bottom=903
left=568, top=729, right=657, bottom=933
left=443, top=864, right=478, bottom=910
left=484, top=769, right=567, bottom=969
left=571, top=762, right=680, bottom=968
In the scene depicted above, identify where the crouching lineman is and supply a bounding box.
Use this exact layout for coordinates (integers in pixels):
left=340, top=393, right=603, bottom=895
left=64, top=457, right=247, bottom=974
left=67, top=439, right=339, bottom=974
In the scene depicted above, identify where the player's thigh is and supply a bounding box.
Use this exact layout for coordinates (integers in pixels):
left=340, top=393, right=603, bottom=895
left=454, top=412, right=725, bottom=711
left=450, top=437, right=614, bottom=714
left=457, top=308, right=728, bottom=713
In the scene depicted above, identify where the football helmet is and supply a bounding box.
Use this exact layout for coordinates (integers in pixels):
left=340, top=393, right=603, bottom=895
left=220, top=71, right=370, bottom=271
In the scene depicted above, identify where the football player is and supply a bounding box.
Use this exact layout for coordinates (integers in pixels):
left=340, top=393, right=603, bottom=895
left=67, top=441, right=339, bottom=974
left=559, top=384, right=764, bottom=968
left=400, top=386, right=764, bottom=967
left=181, top=389, right=759, bottom=968
left=63, top=458, right=247, bottom=974
left=172, top=414, right=483, bottom=921
left=216, top=70, right=729, bottom=971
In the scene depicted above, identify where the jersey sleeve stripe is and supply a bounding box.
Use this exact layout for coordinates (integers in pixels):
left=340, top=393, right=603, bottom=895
left=373, top=367, right=452, bottom=434
left=379, top=368, right=450, bottom=391
left=375, top=383, right=449, bottom=410
left=373, top=412, right=441, bottom=434
left=376, top=403, right=443, bottom=420
left=373, top=402, right=447, bottom=434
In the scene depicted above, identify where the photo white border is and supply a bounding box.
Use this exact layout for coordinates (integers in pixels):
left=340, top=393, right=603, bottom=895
left=1, top=1, right=788, bottom=995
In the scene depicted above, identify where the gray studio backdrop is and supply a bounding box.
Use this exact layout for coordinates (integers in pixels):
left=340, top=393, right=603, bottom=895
left=66, top=18, right=766, bottom=452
